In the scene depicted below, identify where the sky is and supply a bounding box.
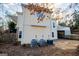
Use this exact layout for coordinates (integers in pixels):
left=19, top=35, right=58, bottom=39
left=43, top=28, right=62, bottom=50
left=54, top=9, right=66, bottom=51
left=0, top=3, right=71, bottom=23
left=2, top=3, right=70, bottom=14
left=0, top=3, right=72, bottom=16
left=0, top=3, right=67, bottom=19
left=0, top=3, right=79, bottom=28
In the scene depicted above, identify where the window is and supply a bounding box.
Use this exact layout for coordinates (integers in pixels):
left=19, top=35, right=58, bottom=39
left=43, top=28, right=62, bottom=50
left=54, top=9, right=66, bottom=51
left=19, top=31, right=22, bottom=38
left=52, top=32, right=54, bottom=37
left=35, top=35, right=37, bottom=38
left=53, top=22, right=55, bottom=28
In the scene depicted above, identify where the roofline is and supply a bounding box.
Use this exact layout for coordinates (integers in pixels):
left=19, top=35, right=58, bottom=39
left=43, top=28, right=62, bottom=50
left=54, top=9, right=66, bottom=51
left=16, top=12, right=23, bottom=15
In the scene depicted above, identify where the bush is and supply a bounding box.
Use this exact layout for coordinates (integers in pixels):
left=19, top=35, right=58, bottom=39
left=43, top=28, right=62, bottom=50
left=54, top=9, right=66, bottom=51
left=31, top=39, right=38, bottom=48
left=8, top=21, right=16, bottom=30
left=38, top=39, right=46, bottom=47
left=47, top=40, right=53, bottom=45
left=65, top=35, right=79, bottom=40
left=0, top=30, right=17, bottom=43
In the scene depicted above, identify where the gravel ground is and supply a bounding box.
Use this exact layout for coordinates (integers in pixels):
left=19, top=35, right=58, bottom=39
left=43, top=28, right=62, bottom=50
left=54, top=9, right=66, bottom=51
left=0, top=40, right=79, bottom=56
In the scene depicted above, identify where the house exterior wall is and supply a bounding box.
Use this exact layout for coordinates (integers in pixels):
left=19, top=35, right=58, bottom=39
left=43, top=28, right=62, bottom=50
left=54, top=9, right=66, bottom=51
left=17, top=6, right=58, bottom=44
left=51, top=20, right=58, bottom=39
left=17, top=13, right=23, bottom=41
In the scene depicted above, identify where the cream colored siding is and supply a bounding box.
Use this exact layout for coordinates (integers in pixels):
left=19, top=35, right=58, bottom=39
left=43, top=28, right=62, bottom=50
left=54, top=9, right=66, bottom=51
left=18, top=6, right=58, bottom=44
left=51, top=20, right=58, bottom=39
left=17, top=13, right=23, bottom=41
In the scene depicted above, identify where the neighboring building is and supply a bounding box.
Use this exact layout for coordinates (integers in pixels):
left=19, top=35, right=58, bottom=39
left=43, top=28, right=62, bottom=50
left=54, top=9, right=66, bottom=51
left=17, top=4, right=71, bottom=45
left=57, top=25, right=71, bottom=38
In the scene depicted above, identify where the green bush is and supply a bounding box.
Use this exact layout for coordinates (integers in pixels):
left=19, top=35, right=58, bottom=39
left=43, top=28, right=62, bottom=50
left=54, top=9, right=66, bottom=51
left=8, top=21, right=16, bottom=30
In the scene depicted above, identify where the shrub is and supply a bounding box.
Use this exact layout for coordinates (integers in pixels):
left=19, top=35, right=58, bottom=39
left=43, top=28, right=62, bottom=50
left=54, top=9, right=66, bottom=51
left=47, top=40, right=53, bottom=45
left=8, top=21, right=16, bottom=30
left=0, top=30, right=17, bottom=43
left=31, top=39, right=38, bottom=48
left=38, top=39, right=46, bottom=47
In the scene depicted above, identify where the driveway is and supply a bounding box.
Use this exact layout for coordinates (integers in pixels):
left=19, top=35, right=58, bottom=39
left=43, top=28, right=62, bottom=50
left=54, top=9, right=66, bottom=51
left=55, top=39, right=79, bottom=50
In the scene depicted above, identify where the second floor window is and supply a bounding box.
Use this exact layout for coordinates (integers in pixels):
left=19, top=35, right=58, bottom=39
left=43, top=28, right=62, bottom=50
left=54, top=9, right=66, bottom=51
left=53, top=22, right=55, bottom=28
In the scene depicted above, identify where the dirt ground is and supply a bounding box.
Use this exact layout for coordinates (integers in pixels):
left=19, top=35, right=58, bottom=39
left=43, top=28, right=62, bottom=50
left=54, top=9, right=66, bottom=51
left=0, top=39, right=79, bottom=56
